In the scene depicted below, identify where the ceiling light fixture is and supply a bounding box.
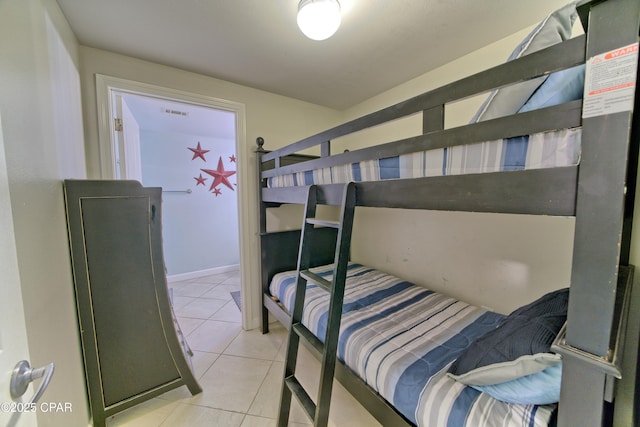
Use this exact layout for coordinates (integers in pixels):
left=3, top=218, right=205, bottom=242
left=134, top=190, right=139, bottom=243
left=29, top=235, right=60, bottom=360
left=297, top=0, right=341, bottom=41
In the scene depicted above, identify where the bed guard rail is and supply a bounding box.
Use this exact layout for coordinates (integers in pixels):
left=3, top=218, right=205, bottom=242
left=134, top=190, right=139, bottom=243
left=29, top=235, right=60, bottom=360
left=260, top=36, right=585, bottom=165
left=551, top=264, right=635, bottom=402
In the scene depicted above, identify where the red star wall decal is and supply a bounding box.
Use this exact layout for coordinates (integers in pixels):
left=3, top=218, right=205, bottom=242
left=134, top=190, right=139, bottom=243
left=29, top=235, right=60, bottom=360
left=201, top=156, right=236, bottom=191
left=229, top=154, right=236, bottom=163
left=212, top=187, right=222, bottom=196
left=188, top=142, right=209, bottom=161
left=194, top=174, right=207, bottom=186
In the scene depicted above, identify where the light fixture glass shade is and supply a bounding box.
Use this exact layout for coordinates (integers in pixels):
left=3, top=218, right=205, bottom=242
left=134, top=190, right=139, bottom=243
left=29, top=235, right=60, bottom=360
left=297, top=0, right=341, bottom=41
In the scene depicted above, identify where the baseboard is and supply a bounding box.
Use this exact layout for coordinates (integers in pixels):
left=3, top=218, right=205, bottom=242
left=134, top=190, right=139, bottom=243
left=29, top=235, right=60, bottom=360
left=167, top=264, right=240, bottom=283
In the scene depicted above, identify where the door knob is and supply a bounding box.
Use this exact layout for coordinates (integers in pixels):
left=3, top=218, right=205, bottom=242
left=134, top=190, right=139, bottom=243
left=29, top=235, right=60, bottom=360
left=9, top=360, right=55, bottom=404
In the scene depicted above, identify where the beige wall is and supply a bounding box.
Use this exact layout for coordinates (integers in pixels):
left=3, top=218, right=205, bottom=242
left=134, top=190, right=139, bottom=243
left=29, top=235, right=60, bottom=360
left=251, top=16, right=588, bottom=315
left=330, top=25, right=543, bottom=154
left=75, top=10, right=583, bottom=320
left=77, top=47, right=344, bottom=331
left=0, top=0, right=90, bottom=425
left=79, top=6, right=639, bottom=427
left=3, top=0, right=635, bottom=423
left=79, top=46, right=343, bottom=181
left=336, top=24, right=577, bottom=315
left=340, top=15, right=638, bottom=426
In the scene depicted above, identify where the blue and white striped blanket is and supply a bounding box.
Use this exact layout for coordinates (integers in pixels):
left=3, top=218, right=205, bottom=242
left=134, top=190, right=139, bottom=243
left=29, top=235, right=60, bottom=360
left=267, top=128, right=581, bottom=188
left=270, top=263, right=556, bottom=426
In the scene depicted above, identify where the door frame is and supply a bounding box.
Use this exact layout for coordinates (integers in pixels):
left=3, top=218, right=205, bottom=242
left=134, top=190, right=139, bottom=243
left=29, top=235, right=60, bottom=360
left=95, top=74, right=258, bottom=329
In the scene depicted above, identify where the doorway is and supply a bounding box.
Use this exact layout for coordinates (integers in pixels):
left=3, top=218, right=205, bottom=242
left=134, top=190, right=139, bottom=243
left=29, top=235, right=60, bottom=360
left=113, top=92, right=240, bottom=279
left=95, top=75, right=257, bottom=329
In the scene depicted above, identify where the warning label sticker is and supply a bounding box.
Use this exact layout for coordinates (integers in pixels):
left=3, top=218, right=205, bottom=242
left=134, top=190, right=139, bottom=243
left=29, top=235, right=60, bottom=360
left=582, top=42, right=638, bottom=119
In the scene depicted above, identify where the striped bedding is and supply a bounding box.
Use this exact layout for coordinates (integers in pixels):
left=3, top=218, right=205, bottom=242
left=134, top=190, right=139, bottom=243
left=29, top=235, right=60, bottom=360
left=266, top=127, right=581, bottom=188
left=270, top=263, right=556, bottom=426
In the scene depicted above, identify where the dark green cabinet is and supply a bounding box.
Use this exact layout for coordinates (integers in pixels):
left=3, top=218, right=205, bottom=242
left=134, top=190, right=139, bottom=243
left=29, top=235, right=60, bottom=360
left=64, top=180, right=200, bottom=427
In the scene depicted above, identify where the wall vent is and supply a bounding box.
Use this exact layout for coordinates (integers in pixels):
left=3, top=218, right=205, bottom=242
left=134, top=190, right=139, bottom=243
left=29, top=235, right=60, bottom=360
left=161, top=107, right=188, bottom=117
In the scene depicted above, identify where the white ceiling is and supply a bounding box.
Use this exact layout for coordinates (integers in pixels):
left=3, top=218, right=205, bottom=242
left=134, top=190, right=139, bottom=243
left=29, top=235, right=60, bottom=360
left=56, top=0, right=572, bottom=110
left=119, top=93, right=236, bottom=139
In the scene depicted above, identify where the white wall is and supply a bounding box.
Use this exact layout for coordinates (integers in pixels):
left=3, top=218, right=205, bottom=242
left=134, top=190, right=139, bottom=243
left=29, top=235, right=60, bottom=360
left=0, top=0, right=90, bottom=425
left=140, top=130, right=240, bottom=275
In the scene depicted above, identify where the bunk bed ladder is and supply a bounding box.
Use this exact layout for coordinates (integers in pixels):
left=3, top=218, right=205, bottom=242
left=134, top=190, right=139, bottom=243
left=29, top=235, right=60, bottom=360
left=277, top=182, right=356, bottom=427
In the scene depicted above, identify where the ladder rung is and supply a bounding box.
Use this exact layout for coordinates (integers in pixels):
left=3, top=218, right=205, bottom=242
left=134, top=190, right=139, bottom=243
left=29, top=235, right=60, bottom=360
left=292, top=322, right=324, bottom=355
left=278, top=183, right=355, bottom=427
left=306, top=218, right=340, bottom=229
left=300, top=270, right=331, bottom=292
left=285, top=375, right=316, bottom=422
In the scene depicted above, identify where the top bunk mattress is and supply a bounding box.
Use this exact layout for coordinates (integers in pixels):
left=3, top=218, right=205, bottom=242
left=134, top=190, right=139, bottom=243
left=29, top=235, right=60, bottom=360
left=266, top=127, right=581, bottom=188
left=269, top=263, right=558, bottom=427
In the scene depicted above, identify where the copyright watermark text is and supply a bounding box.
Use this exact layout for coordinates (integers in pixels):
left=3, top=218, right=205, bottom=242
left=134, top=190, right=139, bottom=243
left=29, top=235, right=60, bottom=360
left=0, top=402, right=72, bottom=413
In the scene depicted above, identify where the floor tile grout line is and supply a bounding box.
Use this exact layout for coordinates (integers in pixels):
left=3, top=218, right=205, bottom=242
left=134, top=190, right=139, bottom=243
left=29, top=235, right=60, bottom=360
left=243, top=358, right=279, bottom=421
left=193, top=351, right=221, bottom=380
left=206, top=298, right=235, bottom=320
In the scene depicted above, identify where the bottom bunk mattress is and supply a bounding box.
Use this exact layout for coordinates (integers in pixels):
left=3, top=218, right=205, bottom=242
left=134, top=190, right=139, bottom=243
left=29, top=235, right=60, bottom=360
left=269, top=263, right=557, bottom=427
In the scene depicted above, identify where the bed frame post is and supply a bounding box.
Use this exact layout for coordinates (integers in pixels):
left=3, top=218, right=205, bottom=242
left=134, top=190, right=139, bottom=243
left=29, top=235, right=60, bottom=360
left=256, top=137, right=267, bottom=232
left=256, top=137, right=270, bottom=333
left=320, top=141, right=330, bottom=157
left=558, top=0, right=640, bottom=425
left=422, top=105, right=444, bottom=133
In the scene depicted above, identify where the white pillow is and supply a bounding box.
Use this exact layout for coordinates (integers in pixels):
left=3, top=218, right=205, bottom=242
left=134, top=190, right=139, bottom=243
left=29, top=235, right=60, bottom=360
left=447, top=352, right=561, bottom=386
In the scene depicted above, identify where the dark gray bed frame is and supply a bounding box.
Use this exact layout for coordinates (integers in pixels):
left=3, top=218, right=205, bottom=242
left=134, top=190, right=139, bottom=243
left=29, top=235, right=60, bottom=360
left=257, top=0, right=640, bottom=425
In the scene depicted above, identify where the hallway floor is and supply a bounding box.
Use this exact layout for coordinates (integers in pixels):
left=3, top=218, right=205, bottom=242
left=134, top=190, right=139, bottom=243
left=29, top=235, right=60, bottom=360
left=106, top=269, right=380, bottom=427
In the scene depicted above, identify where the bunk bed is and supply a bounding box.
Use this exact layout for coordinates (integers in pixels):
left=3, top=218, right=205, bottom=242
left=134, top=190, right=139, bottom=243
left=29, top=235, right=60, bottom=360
left=256, top=0, right=640, bottom=426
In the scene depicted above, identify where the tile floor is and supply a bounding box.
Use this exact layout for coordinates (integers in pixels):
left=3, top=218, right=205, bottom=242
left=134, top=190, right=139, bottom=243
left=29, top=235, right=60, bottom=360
left=106, top=269, right=381, bottom=427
